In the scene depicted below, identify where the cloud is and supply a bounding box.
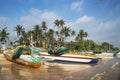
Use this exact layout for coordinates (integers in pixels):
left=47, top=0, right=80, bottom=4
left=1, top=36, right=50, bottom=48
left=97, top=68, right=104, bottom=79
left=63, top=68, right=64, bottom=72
left=65, top=15, right=96, bottom=42
left=96, top=18, right=120, bottom=33
left=0, top=17, right=9, bottom=28
left=90, top=17, right=120, bottom=47
left=71, top=1, right=83, bottom=12
left=20, top=8, right=61, bottom=30
left=66, top=15, right=95, bottom=33
left=76, top=15, right=94, bottom=24
left=66, top=15, right=120, bottom=47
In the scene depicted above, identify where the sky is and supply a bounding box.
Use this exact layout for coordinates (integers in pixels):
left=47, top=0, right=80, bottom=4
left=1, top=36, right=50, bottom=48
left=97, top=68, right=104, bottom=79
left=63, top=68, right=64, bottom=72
left=0, top=0, right=120, bottom=48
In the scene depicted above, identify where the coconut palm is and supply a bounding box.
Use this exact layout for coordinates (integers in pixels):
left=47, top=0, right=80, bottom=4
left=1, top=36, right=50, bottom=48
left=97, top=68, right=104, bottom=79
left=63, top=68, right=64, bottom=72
left=41, top=21, right=47, bottom=32
left=55, top=31, right=59, bottom=38
left=48, top=29, right=55, bottom=44
left=71, top=30, right=76, bottom=39
left=75, top=29, right=88, bottom=50
left=54, top=19, right=60, bottom=28
left=14, top=25, right=24, bottom=37
left=76, top=29, right=88, bottom=41
left=0, top=27, right=9, bottom=44
left=54, top=19, right=66, bottom=46
left=59, top=19, right=65, bottom=29
left=60, top=26, right=71, bottom=39
left=54, top=19, right=65, bottom=29
left=33, top=25, right=41, bottom=46
left=59, top=26, right=71, bottom=46
left=41, top=21, right=48, bottom=47
left=27, top=30, right=34, bottom=42
left=75, top=34, right=80, bottom=42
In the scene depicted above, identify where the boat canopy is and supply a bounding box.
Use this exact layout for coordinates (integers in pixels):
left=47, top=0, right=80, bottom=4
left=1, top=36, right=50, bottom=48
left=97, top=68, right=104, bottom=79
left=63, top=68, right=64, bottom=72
left=12, top=45, right=29, bottom=59
left=48, top=46, right=69, bottom=56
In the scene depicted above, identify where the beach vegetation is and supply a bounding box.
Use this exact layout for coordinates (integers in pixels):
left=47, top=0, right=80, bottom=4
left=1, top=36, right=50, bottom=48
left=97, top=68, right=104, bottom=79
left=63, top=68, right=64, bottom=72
left=0, top=19, right=119, bottom=53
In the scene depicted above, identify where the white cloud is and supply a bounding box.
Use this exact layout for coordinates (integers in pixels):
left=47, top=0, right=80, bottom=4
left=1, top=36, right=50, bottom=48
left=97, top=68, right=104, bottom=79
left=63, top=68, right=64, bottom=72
left=20, top=8, right=61, bottom=30
left=71, top=1, right=83, bottom=12
left=76, top=15, right=94, bottom=24
left=0, top=17, right=9, bottom=28
left=90, top=17, right=120, bottom=47
left=66, top=15, right=120, bottom=47
left=96, top=18, right=120, bottom=33
left=66, top=15, right=95, bottom=34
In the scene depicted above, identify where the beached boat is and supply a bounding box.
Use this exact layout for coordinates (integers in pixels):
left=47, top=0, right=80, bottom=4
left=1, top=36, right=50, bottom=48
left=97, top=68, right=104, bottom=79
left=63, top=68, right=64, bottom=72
left=95, top=52, right=114, bottom=58
left=4, top=54, right=41, bottom=68
left=114, top=51, right=120, bottom=57
left=39, top=52, right=99, bottom=63
left=30, top=45, right=98, bottom=63
left=3, top=45, right=41, bottom=68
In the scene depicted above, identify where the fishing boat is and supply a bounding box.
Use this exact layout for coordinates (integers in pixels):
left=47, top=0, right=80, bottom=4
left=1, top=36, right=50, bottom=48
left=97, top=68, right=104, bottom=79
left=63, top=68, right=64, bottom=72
left=95, top=52, right=114, bottom=59
left=4, top=54, right=41, bottom=68
left=3, top=45, right=41, bottom=68
left=39, top=52, right=99, bottom=63
left=30, top=45, right=98, bottom=63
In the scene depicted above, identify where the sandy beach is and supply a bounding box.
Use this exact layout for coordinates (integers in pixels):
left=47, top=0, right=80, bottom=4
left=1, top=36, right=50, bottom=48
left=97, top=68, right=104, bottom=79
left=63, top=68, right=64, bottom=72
left=0, top=54, right=12, bottom=65
left=0, top=54, right=120, bottom=80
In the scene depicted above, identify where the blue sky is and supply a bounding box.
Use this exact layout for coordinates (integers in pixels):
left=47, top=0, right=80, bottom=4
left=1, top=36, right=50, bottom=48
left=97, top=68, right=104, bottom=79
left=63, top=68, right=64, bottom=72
left=0, top=0, right=120, bottom=47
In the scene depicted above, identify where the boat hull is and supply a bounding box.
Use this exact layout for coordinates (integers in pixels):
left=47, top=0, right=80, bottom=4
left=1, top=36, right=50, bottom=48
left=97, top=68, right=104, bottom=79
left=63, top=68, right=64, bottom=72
left=40, top=53, right=98, bottom=64
left=4, top=54, right=41, bottom=68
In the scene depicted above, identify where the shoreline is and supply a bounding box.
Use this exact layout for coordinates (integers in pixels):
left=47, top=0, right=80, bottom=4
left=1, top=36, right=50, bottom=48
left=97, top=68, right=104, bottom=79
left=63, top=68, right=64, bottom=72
left=0, top=53, right=120, bottom=80
left=0, top=54, right=12, bottom=65
left=91, top=62, right=120, bottom=80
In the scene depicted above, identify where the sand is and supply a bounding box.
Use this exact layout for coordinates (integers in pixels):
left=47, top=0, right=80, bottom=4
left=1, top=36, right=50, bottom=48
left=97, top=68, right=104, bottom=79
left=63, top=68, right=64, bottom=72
left=0, top=53, right=120, bottom=80
left=0, top=54, right=12, bottom=65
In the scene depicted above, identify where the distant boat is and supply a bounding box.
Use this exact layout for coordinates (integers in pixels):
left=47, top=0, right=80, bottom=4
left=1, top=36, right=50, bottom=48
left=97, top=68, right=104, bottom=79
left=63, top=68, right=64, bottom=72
left=3, top=45, right=41, bottom=68
left=114, top=51, right=120, bottom=57
left=95, top=52, right=114, bottom=58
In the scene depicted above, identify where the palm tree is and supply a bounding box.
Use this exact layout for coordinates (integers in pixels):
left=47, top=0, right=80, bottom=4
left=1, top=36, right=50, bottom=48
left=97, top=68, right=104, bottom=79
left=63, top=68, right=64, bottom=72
left=55, top=31, right=59, bottom=38
left=40, top=21, right=48, bottom=48
left=0, top=27, right=9, bottom=44
left=59, top=19, right=65, bottom=29
left=77, top=29, right=88, bottom=41
left=75, top=29, right=88, bottom=50
left=60, top=26, right=71, bottom=40
left=33, top=25, right=41, bottom=46
left=54, top=19, right=65, bottom=46
left=27, top=30, right=34, bottom=42
left=59, top=26, right=71, bottom=46
left=71, top=30, right=76, bottom=39
left=54, top=19, right=60, bottom=28
left=41, top=21, right=47, bottom=32
left=14, top=25, right=24, bottom=37
left=84, top=32, right=88, bottom=38
left=75, top=34, right=80, bottom=42
left=48, top=29, right=55, bottom=44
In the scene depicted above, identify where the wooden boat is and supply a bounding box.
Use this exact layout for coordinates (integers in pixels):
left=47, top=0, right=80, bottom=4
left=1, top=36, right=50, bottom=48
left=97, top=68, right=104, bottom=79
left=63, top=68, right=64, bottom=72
left=3, top=45, right=41, bottom=68
left=39, top=52, right=99, bottom=63
left=31, top=45, right=98, bottom=63
left=4, top=54, right=41, bottom=68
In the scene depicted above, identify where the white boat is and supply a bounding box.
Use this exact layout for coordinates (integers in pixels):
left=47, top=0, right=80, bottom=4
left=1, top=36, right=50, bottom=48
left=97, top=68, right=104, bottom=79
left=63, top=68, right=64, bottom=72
left=115, top=52, right=120, bottom=57
left=39, top=52, right=99, bottom=63
left=30, top=45, right=98, bottom=63
left=95, top=52, right=114, bottom=58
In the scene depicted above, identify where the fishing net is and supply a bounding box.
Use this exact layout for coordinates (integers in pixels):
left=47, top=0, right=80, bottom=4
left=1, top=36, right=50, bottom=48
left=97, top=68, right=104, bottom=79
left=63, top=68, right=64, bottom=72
left=31, top=57, right=41, bottom=63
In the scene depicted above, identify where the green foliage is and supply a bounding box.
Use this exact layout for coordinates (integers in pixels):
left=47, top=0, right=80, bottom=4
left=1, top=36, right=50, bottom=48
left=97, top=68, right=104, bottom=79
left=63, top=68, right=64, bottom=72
left=0, top=27, right=9, bottom=44
left=1, top=19, right=118, bottom=52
